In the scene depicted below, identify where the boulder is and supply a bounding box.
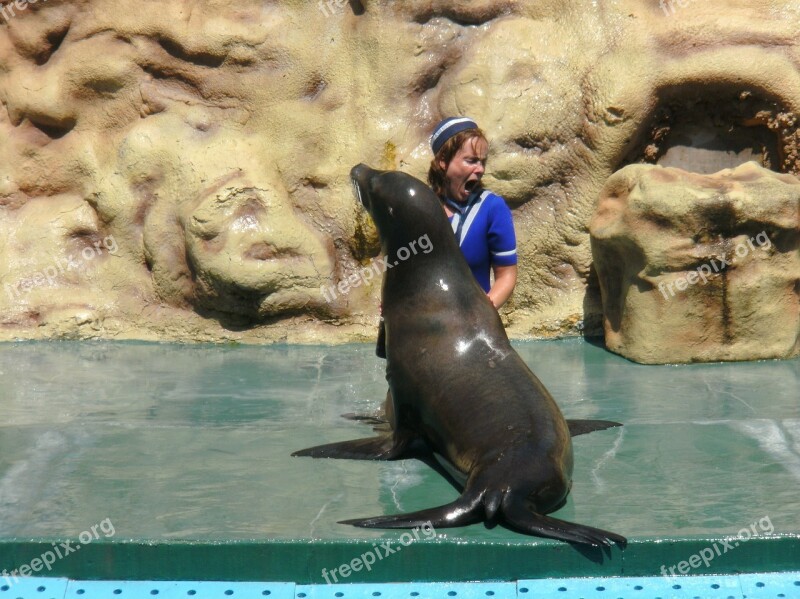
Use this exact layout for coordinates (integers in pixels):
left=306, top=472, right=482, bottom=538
left=590, top=161, right=800, bottom=363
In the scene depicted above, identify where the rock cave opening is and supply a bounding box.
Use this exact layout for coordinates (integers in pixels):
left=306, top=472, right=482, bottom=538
left=618, top=87, right=800, bottom=175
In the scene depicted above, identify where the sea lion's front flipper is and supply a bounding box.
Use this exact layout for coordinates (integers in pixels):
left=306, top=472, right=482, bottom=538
left=566, top=419, right=622, bottom=436
left=340, top=413, right=387, bottom=426
left=375, top=315, right=386, bottom=358
left=502, top=498, right=626, bottom=547
left=341, top=390, right=394, bottom=431
left=291, top=434, right=409, bottom=460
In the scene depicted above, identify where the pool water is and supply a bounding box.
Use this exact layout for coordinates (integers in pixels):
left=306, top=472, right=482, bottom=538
left=1, top=339, right=797, bottom=545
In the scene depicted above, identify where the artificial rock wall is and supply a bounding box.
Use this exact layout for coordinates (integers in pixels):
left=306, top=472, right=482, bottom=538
left=1, top=0, right=800, bottom=345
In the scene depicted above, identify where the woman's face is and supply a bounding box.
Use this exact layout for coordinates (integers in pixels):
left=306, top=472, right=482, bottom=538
left=439, top=137, right=488, bottom=202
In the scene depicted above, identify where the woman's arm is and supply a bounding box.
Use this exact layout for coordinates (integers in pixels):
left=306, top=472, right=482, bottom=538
left=488, top=264, right=517, bottom=309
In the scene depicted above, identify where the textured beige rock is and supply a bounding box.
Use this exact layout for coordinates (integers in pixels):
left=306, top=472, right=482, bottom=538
left=1, top=0, right=800, bottom=344
left=590, top=161, right=800, bottom=363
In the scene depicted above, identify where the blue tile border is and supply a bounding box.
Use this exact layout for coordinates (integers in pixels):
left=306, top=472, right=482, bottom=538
left=295, top=581, right=516, bottom=598
left=64, top=581, right=295, bottom=599
left=518, top=571, right=800, bottom=597
left=0, top=577, right=70, bottom=599
left=0, top=573, right=798, bottom=599
left=518, top=574, right=741, bottom=597
left=739, top=572, right=800, bottom=598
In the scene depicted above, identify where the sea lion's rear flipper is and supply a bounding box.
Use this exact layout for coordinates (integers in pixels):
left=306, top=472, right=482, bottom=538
left=566, top=419, right=622, bottom=436
left=291, top=434, right=409, bottom=460
left=340, top=493, right=484, bottom=529
left=343, top=470, right=486, bottom=528
left=502, top=497, right=626, bottom=547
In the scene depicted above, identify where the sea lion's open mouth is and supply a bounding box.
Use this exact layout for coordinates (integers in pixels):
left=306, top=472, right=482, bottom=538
left=350, top=164, right=372, bottom=209
left=351, top=177, right=364, bottom=207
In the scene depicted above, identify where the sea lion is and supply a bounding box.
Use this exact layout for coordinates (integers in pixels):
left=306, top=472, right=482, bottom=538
left=293, top=165, right=626, bottom=547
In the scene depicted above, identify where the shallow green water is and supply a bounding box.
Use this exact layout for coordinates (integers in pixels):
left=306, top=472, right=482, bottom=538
left=0, top=339, right=797, bottom=543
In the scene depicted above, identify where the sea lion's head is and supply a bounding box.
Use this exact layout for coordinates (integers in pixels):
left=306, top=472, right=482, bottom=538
left=350, top=164, right=449, bottom=254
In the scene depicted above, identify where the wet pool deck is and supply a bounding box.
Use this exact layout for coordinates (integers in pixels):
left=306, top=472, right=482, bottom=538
left=0, top=339, right=798, bottom=583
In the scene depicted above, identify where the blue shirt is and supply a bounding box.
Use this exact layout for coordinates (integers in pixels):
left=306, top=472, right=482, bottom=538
left=445, top=190, right=517, bottom=292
